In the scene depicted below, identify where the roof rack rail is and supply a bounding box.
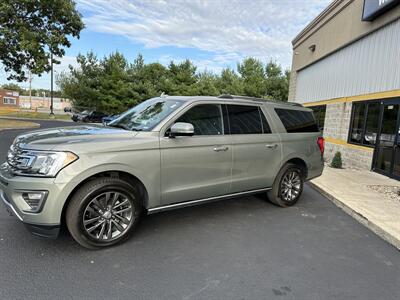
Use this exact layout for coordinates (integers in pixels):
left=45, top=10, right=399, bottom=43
left=218, top=94, right=234, bottom=99
left=217, top=94, right=304, bottom=107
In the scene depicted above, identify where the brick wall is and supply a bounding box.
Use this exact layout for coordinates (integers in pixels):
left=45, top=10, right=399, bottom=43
left=323, top=101, right=374, bottom=170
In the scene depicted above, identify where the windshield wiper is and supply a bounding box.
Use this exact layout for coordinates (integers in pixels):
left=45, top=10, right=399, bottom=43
left=107, top=123, right=129, bottom=130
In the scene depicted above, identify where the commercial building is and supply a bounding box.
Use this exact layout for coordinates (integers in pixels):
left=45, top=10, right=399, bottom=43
left=289, top=0, right=400, bottom=179
left=19, top=96, right=71, bottom=110
left=0, top=89, right=19, bottom=108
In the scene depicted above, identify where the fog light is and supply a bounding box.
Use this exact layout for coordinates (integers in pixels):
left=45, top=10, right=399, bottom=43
left=21, top=191, right=48, bottom=213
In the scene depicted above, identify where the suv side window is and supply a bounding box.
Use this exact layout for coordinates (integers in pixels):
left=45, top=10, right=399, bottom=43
left=176, top=104, right=223, bottom=135
left=227, top=105, right=270, bottom=134
left=274, top=108, right=319, bottom=133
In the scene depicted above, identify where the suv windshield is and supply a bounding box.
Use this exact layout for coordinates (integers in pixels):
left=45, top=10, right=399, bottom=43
left=108, top=98, right=184, bottom=131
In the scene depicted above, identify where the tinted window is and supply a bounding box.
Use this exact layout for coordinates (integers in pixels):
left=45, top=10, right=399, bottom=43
left=310, top=105, right=326, bottom=132
left=227, top=105, right=267, bottom=134
left=176, top=104, right=223, bottom=135
left=275, top=108, right=319, bottom=133
left=349, top=103, right=365, bottom=143
left=364, top=102, right=380, bottom=145
left=348, top=101, right=382, bottom=146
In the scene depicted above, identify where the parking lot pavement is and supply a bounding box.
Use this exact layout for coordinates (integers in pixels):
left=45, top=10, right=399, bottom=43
left=0, top=120, right=400, bottom=300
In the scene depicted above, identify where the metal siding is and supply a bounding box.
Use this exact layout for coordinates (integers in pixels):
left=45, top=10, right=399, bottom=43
left=295, top=19, right=400, bottom=103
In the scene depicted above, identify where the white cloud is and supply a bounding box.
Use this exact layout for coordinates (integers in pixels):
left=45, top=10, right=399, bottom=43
left=77, top=0, right=331, bottom=69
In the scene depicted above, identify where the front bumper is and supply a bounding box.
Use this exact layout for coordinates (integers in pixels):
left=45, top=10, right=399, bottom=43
left=1, top=189, right=60, bottom=238
left=0, top=164, right=75, bottom=238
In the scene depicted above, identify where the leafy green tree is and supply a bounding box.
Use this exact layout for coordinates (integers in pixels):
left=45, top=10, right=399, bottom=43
left=1, top=83, right=23, bottom=93
left=57, top=51, right=102, bottom=111
left=168, top=60, right=197, bottom=95
left=237, top=58, right=265, bottom=98
left=264, top=60, right=290, bottom=101
left=0, top=0, right=84, bottom=81
left=196, top=71, right=219, bottom=96
left=58, top=52, right=291, bottom=114
left=216, top=68, right=243, bottom=95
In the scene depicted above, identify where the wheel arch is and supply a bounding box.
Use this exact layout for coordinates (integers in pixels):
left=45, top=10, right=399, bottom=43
left=282, top=157, right=308, bottom=179
left=60, top=170, right=149, bottom=228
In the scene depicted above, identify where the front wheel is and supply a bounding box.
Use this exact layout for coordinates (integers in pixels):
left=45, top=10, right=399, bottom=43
left=267, top=163, right=304, bottom=207
left=66, top=177, right=143, bottom=249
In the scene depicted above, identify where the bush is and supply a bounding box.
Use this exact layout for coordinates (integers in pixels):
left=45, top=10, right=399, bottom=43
left=331, top=151, right=342, bottom=168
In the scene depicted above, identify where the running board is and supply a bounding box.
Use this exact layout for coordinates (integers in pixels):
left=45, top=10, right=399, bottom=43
left=147, top=187, right=271, bottom=214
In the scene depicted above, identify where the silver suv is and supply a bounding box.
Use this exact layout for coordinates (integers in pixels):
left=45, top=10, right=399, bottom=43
left=1, top=95, right=324, bottom=249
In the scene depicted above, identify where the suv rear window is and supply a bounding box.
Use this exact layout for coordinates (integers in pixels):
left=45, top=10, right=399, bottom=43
left=275, top=108, right=319, bottom=133
left=227, top=105, right=271, bottom=134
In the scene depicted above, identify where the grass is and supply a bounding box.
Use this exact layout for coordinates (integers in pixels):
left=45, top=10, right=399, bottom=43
left=0, top=119, right=40, bottom=130
left=0, top=109, right=71, bottom=120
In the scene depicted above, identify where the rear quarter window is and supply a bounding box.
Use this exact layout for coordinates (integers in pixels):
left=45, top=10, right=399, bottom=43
left=274, top=108, right=319, bottom=133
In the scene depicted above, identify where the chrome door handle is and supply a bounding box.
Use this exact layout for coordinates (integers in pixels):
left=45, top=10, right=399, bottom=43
left=266, top=144, right=278, bottom=149
left=213, top=146, right=229, bottom=152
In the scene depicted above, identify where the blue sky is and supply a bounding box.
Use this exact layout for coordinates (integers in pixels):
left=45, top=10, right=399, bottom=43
left=1, top=0, right=331, bottom=90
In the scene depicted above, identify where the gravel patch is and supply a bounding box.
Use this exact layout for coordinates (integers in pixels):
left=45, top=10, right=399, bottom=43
left=367, top=185, right=400, bottom=202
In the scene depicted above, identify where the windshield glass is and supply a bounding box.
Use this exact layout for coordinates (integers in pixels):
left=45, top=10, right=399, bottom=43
left=108, top=98, right=184, bottom=131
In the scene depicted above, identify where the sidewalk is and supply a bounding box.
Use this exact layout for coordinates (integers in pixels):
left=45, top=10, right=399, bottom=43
left=310, top=166, right=400, bottom=250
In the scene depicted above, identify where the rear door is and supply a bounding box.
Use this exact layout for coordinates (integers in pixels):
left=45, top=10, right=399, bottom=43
left=227, top=104, right=282, bottom=193
left=160, top=103, right=232, bottom=205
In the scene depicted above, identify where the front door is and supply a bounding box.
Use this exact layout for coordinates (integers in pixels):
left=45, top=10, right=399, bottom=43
left=373, top=102, right=400, bottom=178
left=160, top=103, right=232, bottom=205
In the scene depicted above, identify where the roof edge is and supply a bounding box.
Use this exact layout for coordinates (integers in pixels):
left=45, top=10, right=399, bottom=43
left=291, top=0, right=344, bottom=46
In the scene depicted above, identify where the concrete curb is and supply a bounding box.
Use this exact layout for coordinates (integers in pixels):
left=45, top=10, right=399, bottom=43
left=309, top=182, right=400, bottom=251
left=0, top=116, right=73, bottom=122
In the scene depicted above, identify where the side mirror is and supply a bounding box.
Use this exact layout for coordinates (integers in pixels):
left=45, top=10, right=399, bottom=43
left=169, top=122, right=194, bottom=138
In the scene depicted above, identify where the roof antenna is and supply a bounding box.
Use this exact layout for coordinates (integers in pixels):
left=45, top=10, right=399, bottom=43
left=160, top=92, right=168, bottom=98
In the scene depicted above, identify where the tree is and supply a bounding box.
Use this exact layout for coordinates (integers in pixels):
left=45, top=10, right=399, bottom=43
left=58, top=52, right=291, bottom=113
left=237, top=58, right=265, bottom=98
left=168, top=60, right=197, bottom=95
left=57, top=51, right=102, bottom=111
left=1, top=83, right=23, bottom=93
left=216, top=68, right=243, bottom=95
left=0, top=0, right=84, bottom=81
left=264, top=60, right=290, bottom=101
left=196, top=71, right=219, bottom=96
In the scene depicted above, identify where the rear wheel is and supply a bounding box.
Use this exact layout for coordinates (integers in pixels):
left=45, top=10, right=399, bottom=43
left=66, top=177, right=143, bottom=249
left=267, top=163, right=304, bottom=207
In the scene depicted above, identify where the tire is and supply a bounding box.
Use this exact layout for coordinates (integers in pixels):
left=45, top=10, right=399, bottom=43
left=66, top=177, right=143, bottom=249
left=267, top=163, right=304, bottom=207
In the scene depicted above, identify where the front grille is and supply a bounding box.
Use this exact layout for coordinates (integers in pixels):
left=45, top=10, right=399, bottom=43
left=7, top=144, right=33, bottom=173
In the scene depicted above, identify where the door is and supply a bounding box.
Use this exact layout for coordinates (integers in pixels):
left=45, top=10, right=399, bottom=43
left=160, top=103, right=232, bottom=204
left=373, top=102, right=400, bottom=178
left=226, top=104, right=282, bottom=193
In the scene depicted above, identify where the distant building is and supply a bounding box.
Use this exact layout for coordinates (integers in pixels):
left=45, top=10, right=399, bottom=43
left=19, top=95, right=71, bottom=110
left=0, top=89, right=20, bottom=108
left=289, top=0, right=400, bottom=179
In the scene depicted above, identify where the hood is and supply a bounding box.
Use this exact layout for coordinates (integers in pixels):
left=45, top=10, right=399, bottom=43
left=14, top=125, right=138, bottom=151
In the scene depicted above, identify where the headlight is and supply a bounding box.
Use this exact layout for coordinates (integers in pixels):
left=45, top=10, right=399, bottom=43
left=7, top=150, right=78, bottom=177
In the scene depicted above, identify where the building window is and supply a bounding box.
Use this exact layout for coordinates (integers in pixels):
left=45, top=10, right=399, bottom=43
left=3, top=97, right=16, bottom=105
left=309, top=105, right=326, bottom=132
left=349, top=101, right=380, bottom=147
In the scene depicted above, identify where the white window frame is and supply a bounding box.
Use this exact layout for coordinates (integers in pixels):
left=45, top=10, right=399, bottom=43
left=3, top=97, right=17, bottom=105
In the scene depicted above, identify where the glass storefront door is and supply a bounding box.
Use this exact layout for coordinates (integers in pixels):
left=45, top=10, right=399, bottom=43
left=373, top=102, right=400, bottom=178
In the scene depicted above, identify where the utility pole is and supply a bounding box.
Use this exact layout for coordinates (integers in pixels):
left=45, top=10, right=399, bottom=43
left=50, top=52, right=54, bottom=117
left=28, top=70, right=32, bottom=110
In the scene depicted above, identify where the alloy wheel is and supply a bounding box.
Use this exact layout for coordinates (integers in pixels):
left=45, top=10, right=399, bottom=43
left=83, top=191, right=134, bottom=241
left=280, top=170, right=302, bottom=202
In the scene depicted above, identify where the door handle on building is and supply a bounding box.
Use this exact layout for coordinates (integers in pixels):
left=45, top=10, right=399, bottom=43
left=266, top=144, right=278, bottom=149
left=213, top=146, right=229, bottom=152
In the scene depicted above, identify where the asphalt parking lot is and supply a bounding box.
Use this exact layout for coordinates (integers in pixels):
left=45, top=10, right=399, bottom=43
left=0, top=119, right=399, bottom=300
